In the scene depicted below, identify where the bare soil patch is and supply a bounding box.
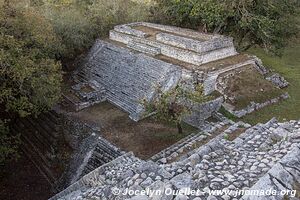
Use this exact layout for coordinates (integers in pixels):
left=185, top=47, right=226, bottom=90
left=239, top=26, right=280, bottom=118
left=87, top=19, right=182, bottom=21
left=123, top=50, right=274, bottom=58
left=69, top=102, right=197, bottom=159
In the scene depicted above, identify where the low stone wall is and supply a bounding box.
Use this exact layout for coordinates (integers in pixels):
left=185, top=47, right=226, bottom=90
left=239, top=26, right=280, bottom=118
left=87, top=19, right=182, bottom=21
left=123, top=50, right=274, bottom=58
left=131, top=22, right=215, bottom=41
left=156, top=32, right=234, bottom=54
left=266, top=73, right=289, bottom=88
left=110, top=29, right=237, bottom=65
left=183, top=97, right=224, bottom=128
left=203, top=59, right=256, bottom=95
left=114, top=24, right=148, bottom=38
left=224, top=93, right=289, bottom=118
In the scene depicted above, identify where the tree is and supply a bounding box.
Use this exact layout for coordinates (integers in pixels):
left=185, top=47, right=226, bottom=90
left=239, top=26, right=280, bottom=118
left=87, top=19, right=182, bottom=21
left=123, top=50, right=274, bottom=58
left=154, top=0, right=300, bottom=55
left=0, top=2, right=62, bottom=117
left=0, top=1, right=62, bottom=164
left=144, top=84, right=208, bottom=134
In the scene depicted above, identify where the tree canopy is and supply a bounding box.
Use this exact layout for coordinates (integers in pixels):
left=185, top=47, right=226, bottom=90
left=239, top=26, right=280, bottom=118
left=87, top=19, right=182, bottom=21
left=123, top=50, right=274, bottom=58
left=0, top=1, right=62, bottom=165
left=154, top=0, right=300, bottom=54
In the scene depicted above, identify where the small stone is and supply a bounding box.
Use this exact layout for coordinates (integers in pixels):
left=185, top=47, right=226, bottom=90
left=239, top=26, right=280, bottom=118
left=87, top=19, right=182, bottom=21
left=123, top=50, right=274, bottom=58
left=127, top=180, right=133, bottom=186
left=175, top=194, right=188, bottom=200
left=132, top=174, right=140, bottom=180
left=160, top=158, right=167, bottom=164
left=207, top=195, right=218, bottom=200
left=140, top=177, right=153, bottom=188
left=258, top=163, right=266, bottom=168
left=141, top=173, right=147, bottom=179
left=222, top=195, right=231, bottom=200
left=212, top=178, right=224, bottom=182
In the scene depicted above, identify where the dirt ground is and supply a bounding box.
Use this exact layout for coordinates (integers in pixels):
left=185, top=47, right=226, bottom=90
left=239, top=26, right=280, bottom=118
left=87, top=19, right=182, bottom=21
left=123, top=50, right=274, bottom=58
left=69, top=102, right=197, bottom=159
left=0, top=152, right=53, bottom=200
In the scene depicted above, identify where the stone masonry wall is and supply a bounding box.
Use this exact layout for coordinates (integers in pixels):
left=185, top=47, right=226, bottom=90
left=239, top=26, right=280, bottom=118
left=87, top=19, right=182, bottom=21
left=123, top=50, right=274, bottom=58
left=109, top=22, right=237, bottom=65
left=183, top=97, right=224, bottom=128
left=81, top=40, right=182, bottom=121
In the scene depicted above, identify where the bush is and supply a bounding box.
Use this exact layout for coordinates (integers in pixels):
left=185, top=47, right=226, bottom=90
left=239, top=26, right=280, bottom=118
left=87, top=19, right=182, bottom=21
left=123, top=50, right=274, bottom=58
left=0, top=1, right=62, bottom=165
left=41, top=4, right=96, bottom=60
left=154, top=0, right=300, bottom=55
left=88, top=0, right=152, bottom=37
left=0, top=3, right=62, bottom=117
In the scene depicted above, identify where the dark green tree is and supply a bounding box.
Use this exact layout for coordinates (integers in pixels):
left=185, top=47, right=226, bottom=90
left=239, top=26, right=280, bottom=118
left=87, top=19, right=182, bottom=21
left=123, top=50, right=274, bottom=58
left=154, top=0, right=300, bottom=55
left=0, top=1, right=62, bottom=164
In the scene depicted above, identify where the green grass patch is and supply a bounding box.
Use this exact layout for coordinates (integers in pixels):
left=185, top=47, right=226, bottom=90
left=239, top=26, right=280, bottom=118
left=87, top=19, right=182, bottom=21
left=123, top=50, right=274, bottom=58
left=241, top=39, right=300, bottom=124
left=219, top=106, right=238, bottom=121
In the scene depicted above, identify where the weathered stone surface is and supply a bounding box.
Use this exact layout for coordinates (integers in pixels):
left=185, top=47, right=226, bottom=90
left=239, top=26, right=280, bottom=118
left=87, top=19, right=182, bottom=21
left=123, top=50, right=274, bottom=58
left=50, top=23, right=293, bottom=200
left=80, top=40, right=182, bottom=121
left=50, top=119, right=300, bottom=200
left=266, top=73, right=289, bottom=88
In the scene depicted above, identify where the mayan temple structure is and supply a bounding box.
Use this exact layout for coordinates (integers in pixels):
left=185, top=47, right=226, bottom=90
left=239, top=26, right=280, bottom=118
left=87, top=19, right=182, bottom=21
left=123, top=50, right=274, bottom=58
left=63, top=22, right=289, bottom=123
left=44, top=23, right=300, bottom=200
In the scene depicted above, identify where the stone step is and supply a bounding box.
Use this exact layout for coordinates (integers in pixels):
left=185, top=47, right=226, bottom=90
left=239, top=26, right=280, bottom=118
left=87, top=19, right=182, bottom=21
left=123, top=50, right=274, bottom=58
left=20, top=138, right=57, bottom=188
left=161, top=119, right=299, bottom=199
left=127, top=40, right=161, bottom=56
left=14, top=120, right=54, bottom=160
left=151, top=120, right=232, bottom=164
left=197, top=53, right=255, bottom=72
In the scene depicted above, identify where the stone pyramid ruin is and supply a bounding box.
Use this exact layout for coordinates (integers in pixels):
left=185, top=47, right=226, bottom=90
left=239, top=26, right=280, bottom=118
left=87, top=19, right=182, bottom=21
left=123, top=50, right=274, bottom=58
left=63, top=22, right=288, bottom=123
left=47, top=23, right=299, bottom=200
left=50, top=119, right=300, bottom=200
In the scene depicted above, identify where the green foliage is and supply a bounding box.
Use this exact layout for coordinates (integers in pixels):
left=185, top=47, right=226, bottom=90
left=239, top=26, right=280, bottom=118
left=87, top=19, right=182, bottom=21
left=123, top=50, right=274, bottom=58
left=87, top=0, right=151, bottom=37
left=0, top=1, right=62, bottom=164
left=42, top=5, right=96, bottom=59
left=0, top=120, right=20, bottom=166
left=154, top=0, right=300, bottom=55
left=144, top=84, right=208, bottom=133
left=219, top=106, right=237, bottom=121
left=34, top=0, right=152, bottom=60
left=242, top=38, right=300, bottom=124
left=0, top=3, right=62, bottom=117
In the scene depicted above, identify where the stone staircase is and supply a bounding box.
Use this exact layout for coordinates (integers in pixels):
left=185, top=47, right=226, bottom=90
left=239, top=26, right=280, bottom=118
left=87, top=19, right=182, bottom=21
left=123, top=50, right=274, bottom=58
left=49, top=119, right=300, bottom=200
left=60, top=81, right=106, bottom=112
left=76, top=39, right=182, bottom=121
left=79, top=138, right=124, bottom=177
left=11, top=111, right=65, bottom=189
left=150, top=119, right=233, bottom=164
left=49, top=152, right=143, bottom=200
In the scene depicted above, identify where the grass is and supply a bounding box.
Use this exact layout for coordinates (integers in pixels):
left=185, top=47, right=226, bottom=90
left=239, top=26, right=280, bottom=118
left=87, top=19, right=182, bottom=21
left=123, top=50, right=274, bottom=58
left=224, top=65, right=284, bottom=110
left=241, top=38, right=300, bottom=124
left=219, top=106, right=238, bottom=121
